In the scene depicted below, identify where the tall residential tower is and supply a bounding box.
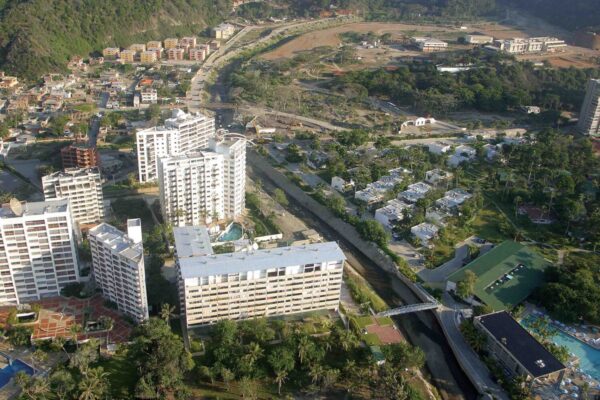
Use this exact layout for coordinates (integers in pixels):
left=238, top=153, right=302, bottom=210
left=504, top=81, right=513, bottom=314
left=0, top=199, right=80, bottom=304
left=578, top=79, right=600, bottom=137
left=88, top=219, right=148, bottom=322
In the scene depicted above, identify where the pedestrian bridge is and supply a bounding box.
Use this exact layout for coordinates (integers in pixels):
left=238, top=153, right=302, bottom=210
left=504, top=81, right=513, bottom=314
left=376, top=302, right=439, bottom=317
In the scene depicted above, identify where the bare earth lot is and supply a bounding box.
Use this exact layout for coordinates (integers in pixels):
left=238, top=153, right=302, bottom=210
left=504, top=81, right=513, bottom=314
left=262, top=22, right=458, bottom=60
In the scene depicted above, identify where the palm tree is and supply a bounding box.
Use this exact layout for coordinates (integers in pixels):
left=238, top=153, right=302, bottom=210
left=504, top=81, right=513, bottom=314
left=69, top=323, right=83, bottom=350
left=31, top=348, right=47, bottom=373
left=99, top=316, right=114, bottom=346
left=274, top=370, right=288, bottom=395
left=78, top=367, right=109, bottom=400
left=242, top=342, right=263, bottom=367
left=297, top=336, right=312, bottom=365
left=513, top=195, right=522, bottom=217
left=160, top=303, right=176, bottom=327
left=308, top=364, right=323, bottom=385
left=338, top=329, right=358, bottom=352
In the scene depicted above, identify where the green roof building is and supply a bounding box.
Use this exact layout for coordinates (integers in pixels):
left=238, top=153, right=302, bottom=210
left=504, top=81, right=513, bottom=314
left=446, top=241, right=550, bottom=310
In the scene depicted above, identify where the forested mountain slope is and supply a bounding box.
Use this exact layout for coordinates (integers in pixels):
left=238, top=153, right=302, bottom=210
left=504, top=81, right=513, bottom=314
left=500, top=0, right=600, bottom=31
left=0, top=0, right=231, bottom=79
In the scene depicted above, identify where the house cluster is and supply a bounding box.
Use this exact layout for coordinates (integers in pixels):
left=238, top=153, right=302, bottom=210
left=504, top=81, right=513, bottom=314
left=102, top=24, right=236, bottom=65
left=354, top=167, right=410, bottom=204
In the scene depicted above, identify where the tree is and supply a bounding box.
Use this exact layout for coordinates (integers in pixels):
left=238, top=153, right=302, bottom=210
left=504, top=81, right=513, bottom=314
left=77, top=367, right=109, bottom=400
left=268, top=347, right=295, bottom=395
left=356, top=220, right=389, bottom=247
left=31, top=348, right=47, bottom=372
left=14, top=372, right=51, bottom=400
left=50, top=369, right=77, bottom=400
left=160, top=303, right=176, bottom=326
left=69, top=323, right=83, bottom=349
left=273, top=188, right=289, bottom=207
left=129, top=318, right=194, bottom=398
left=456, top=270, right=477, bottom=299
left=70, top=339, right=100, bottom=376
left=146, top=104, right=161, bottom=122
left=239, top=377, right=258, bottom=400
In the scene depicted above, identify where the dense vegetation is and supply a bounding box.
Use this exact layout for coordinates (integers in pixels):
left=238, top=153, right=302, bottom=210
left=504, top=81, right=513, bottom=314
left=535, top=253, right=600, bottom=324
left=0, top=0, right=231, bottom=79
left=335, top=53, right=600, bottom=115
left=500, top=0, right=600, bottom=31
left=237, top=0, right=497, bottom=20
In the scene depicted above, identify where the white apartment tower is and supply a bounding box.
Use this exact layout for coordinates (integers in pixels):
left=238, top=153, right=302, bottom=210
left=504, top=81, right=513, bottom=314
left=578, top=79, right=600, bottom=137
left=174, top=229, right=345, bottom=328
left=209, top=135, right=246, bottom=219
left=88, top=219, right=148, bottom=322
left=42, top=168, right=104, bottom=226
left=158, top=151, right=225, bottom=227
left=0, top=199, right=80, bottom=304
left=136, top=109, right=215, bottom=182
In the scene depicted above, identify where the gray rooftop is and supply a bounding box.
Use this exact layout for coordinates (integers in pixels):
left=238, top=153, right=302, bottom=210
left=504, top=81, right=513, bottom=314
left=179, top=241, right=345, bottom=279
left=0, top=199, right=69, bottom=218
left=90, top=223, right=143, bottom=262
left=174, top=226, right=213, bottom=258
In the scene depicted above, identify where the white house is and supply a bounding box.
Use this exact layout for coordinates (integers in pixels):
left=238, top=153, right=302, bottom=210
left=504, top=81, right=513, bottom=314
left=448, top=145, right=476, bottom=167
left=411, top=223, right=439, bottom=246
left=399, top=181, right=432, bottom=203
left=374, top=199, right=414, bottom=229
left=425, top=169, right=453, bottom=185
left=436, top=188, right=472, bottom=211
left=427, top=142, right=452, bottom=155
left=331, top=176, right=355, bottom=193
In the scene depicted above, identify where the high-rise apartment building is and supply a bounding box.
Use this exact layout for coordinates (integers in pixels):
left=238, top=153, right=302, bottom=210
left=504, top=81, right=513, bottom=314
left=209, top=135, right=246, bottom=219
left=42, top=168, right=105, bottom=226
left=0, top=199, right=80, bottom=304
left=158, top=151, right=225, bottom=226
left=136, top=109, right=215, bottom=182
left=88, top=219, right=148, bottom=322
left=578, top=79, right=600, bottom=137
left=175, top=232, right=345, bottom=328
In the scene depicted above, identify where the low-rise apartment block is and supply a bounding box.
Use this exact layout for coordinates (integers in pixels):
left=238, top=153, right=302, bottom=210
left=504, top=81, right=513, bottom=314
left=179, top=36, right=197, bottom=49
left=129, top=43, right=146, bottom=52
left=167, top=48, right=185, bottom=61
left=0, top=72, right=19, bottom=89
left=189, top=47, right=207, bottom=62
left=464, top=35, right=493, bottom=44
left=375, top=199, right=414, bottom=229
left=120, top=49, right=136, bottom=63
left=354, top=168, right=409, bottom=204
left=102, top=47, right=121, bottom=59
left=494, top=37, right=566, bottom=54
left=89, top=219, right=148, bottom=322
left=176, top=235, right=345, bottom=327
left=140, top=88, right=158, bottom=104
left=164, top=38, right=179, bottom=49
left=0, top=199, right=80, bottom=304
left=146, top=41, right=162, bottom=50
left=42, top=168, right=104, bottom=226
left=140, top=50, right=158, bottom=64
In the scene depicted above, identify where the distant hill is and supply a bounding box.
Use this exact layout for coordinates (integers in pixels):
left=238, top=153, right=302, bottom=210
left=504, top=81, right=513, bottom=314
left=0, top=0, right=232, bottom=79
left=500, top=0, right=600, bottom=32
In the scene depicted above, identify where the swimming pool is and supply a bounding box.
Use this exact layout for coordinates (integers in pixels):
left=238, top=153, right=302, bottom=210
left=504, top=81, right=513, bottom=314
left=217, top=223, right=243, bottom=242
left=521, top=316, right=600, bottom=381
left=0, top=359, right=34, bottom=388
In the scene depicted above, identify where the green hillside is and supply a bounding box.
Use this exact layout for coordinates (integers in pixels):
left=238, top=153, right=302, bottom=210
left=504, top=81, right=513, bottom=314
left=0, top=0, right=232, bottom=79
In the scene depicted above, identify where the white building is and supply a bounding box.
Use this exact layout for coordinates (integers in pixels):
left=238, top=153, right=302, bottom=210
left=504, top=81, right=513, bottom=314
left=89, top=219, right=148, bottom=322
left=425, top=169, right=453, bottom=185
left=375, top=199, right=414, bottom=229
left=578, top=79, right=600, bottom=137
left=158, top=151, right=225, bottom=226
left=427, top=142, right=452, bottom=155
left=464, top=35, right=493, bottom=44
left=140, top=88, right=157, bottom=104
left=136, top=109, right=216, bottom=182
left=412, top=37, right=448, bottom=52
left=436, top=188, right=472, bottom=211
left=399, top=182, right=432, bottom=203
left=209, top=134, right=246, bottom=219
left=354, top=168, right=407, bottom=204
left=448, top=145, right=477, bottom=167
left=331, top=176, right=355, bottom=193
left=212, top=23, right=236, bottom=40
left=176, top=240, right=345, bottom=327
left=494, top=37, right=566, bottom=54
left=411, top=223, right=439, bottom=246
left=0, top=199, right=80, bottom=304
left=42, top=168, right=104, bottom=226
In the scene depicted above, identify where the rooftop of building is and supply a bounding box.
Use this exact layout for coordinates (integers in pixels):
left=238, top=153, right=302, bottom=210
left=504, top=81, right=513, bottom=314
left=89, top=223, right=143, bottom=262
left=0, top=199, right=69, bottom=218
left=447, top=241, right=550, bottom=310
left=174, top=226, right=214, bottom=258
left=476, top=311, right=565, bottom=378
left=42, top=167, right=100, bottom=181
left=165, top=108, right=211, bottom=124
left=179, top=241, right=345, bottom=279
